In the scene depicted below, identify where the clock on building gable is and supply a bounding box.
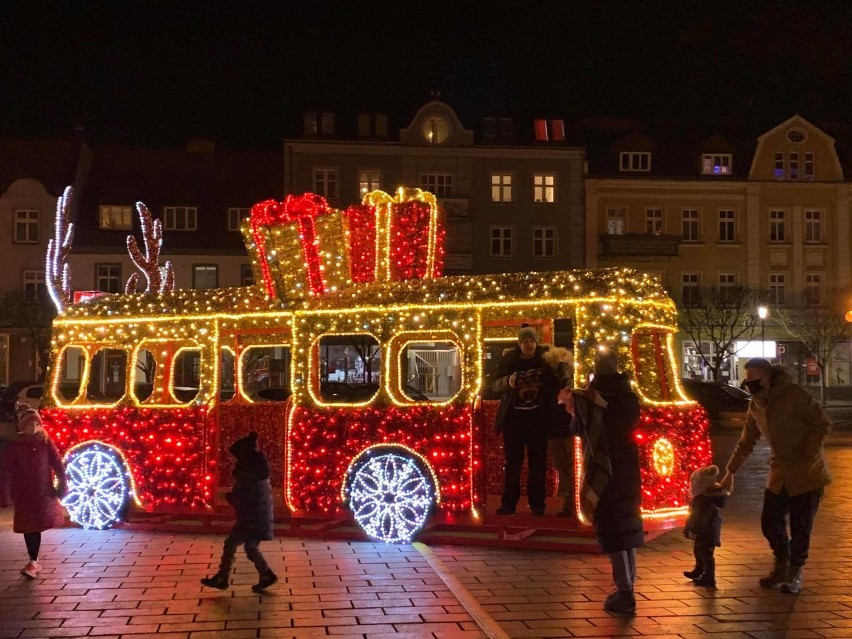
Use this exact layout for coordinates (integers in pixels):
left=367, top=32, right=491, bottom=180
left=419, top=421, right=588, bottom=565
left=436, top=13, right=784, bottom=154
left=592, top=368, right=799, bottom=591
left=422, top=115, right=449, bottom=144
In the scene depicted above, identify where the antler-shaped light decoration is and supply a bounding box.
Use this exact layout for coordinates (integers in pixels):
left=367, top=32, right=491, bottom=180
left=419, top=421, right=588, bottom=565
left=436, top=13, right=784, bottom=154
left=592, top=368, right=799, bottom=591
left=125, top=202, right=175, bottom=294
left=45, top=186, right=75, bottom=312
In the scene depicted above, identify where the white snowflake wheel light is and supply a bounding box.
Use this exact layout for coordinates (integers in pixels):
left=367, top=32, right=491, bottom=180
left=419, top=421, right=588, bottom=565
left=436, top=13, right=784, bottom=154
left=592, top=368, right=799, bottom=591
left=345, top=447, right=437, bottom=544
left=62, top=443, right=133, bottom=530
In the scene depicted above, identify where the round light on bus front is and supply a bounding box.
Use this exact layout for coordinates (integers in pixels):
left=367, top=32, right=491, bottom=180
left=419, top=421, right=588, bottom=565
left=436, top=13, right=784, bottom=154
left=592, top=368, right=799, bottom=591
left=651, top=437, right=675, bottom=477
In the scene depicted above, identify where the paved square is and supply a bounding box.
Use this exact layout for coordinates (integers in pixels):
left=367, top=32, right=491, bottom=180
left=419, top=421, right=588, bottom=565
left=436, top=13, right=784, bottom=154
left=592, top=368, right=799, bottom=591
left=1, top=430, right=850, bottom=638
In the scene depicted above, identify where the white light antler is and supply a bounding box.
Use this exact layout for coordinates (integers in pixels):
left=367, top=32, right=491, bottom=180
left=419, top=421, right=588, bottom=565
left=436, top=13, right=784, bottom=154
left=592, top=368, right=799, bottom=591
left=45, top=186, right=75, bottom=312
left=125, top=202, right=175, bottom=294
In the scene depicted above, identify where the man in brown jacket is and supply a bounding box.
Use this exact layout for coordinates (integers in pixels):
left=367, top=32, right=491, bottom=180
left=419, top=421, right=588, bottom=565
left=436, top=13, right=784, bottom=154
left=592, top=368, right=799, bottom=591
left=721, top=358, right=832, bottom=594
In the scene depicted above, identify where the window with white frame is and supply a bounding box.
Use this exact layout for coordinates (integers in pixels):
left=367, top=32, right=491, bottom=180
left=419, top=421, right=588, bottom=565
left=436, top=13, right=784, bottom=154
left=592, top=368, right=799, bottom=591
left=532, top=227, right=556, bottom=257
left=491, top=173, right=512, bottom=202
left=227, top=207, right=250, bottom=232
left=681, top=273, right=701, bottom=307
left=681, top=209, right=700, bottom=241
left=619, top=152, right=651, bottom=172
left=769, top=273, right=786, bottom=306
left=718, top=272, right=737, bottom=304
left=490, top=226, right=514, bottom=257
left=806, top=273, right=822, bottom=306
left=14, top=209, right=39, bottom=243
left=774, top=152, right=785, bottom=179
left=718, top=209, right=736, bottom=242
left=804, top=152, right=814, bottom=179
left=99, top=205, right=133, bottom=230
left=606, top=207, right=626, bottom=235
left=769, top=210, right=787, bottom=242
left=645, top=208, right=663, bottom=235
left=193, top=264, right=218, bottom=289
left=313, top=168, right=338, bottom=199
left=358, top=169, right=381, bottom=198
left=702, top=154, right=732, bottom=175
left=421, top=173, right=454, bottom=196
left=95, top=263, right=122, bottom=293
left=22, top=271, right=46, bottom=303
left=532, top=173, right=555, bottom=203
left=240, top=264, right=254, bottom=287
left=789, top=152, right=799, bottom=180
left=164, top=206, right=197, bottom=231
left=805, top=210, right=822, bottom=243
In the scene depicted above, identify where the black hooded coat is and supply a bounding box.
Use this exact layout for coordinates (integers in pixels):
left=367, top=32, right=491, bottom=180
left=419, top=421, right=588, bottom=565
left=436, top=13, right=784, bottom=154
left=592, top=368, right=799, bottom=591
left=227, top=433, right=274, bottom=541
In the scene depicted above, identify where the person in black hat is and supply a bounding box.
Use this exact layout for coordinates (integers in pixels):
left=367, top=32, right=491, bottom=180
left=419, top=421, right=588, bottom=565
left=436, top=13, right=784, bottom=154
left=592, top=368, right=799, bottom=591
left=201, top=432, right=278, bottom=592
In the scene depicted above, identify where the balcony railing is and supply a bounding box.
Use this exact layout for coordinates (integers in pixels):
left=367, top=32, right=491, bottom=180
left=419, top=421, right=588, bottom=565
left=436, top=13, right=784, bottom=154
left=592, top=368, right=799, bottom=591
left=600, top=233, right=681, bottom=257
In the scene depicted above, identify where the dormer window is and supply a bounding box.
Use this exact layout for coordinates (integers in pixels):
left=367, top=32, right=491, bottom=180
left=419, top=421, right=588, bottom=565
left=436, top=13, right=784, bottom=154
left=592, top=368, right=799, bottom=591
left=786, top=128, right=807, bottom=143
left=701, top=154, right=732, bottom=175
left=422, top=116, right=449, bottom=144
left=619, top=152, right=651, bottom=172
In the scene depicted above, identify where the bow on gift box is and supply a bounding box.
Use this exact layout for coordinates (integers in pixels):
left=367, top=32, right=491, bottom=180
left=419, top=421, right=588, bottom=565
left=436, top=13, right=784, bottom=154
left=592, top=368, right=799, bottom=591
left=249, top=194, right=347, bottom=298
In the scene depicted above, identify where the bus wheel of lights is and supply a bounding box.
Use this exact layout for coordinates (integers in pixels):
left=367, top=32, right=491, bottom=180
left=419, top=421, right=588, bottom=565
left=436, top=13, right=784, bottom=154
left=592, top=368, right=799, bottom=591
left=62, top=442, right=133, bottom=530
left=344, top=446, right=436, bottom=544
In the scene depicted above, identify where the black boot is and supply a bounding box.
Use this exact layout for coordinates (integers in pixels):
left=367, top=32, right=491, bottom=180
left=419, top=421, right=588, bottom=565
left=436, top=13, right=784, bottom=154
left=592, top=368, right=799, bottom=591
left=683, top=566, right=703, bottom=579
left=252, top=569, right=278, bottom=592
left=759, top=558, right=788, bottom=589
left=603, top=589, right=636, bottom=614
left=693, top=573, right=717, bottom=588
left=780, top=565, right=802, bottom=594
left=201, top=572, right=229, bottom=590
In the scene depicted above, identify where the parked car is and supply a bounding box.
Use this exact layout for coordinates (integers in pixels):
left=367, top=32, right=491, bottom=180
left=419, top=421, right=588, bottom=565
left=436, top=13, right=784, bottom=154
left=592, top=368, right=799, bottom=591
left=0, top=381, right=42, bottom=421
left=681, top=379, right=750, bottom=423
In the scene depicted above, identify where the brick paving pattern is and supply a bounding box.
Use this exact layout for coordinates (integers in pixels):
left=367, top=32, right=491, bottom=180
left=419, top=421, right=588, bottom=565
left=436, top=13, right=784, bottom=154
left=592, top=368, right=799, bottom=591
left=1, top=430, right=851, bottom=638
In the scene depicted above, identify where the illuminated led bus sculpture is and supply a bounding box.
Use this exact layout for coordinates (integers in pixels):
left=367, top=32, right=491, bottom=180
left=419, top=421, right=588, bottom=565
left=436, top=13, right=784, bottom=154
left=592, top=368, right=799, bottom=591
left=42, top=188, right=711, bottom=542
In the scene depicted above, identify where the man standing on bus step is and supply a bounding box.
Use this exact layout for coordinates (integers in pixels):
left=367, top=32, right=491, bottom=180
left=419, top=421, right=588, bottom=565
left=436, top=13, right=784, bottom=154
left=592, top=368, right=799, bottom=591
left=493, top=325, right=560, bottom=516
left=720, top=358, right=831, bottom=594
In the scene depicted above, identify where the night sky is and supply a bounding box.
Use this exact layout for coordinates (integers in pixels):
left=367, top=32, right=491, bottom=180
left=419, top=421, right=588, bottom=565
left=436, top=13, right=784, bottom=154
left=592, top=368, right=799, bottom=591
left=3, top=2, right=852, bottom=150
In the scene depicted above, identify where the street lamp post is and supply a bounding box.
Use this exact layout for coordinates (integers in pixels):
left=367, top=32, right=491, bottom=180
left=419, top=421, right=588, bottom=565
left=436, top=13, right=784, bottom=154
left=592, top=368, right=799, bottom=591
left=757, top=305, right=769, bottom=359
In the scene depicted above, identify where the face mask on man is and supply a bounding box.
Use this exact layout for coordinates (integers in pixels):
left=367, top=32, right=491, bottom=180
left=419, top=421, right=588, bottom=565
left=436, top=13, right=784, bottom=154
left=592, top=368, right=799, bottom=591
left=743, top=379, right=764, bottom=395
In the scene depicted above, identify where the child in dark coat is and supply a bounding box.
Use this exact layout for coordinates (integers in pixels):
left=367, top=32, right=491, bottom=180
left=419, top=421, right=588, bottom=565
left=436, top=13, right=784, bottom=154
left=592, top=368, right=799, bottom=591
left=201, top=432, right=278, bottom=592
left=683, top=464, right=730, bottom=588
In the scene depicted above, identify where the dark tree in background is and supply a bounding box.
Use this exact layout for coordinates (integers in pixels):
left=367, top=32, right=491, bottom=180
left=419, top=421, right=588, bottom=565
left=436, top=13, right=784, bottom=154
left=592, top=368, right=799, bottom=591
left=678, top=286, right=764, bottom=383
left=0, top=288, right=56, bottom=381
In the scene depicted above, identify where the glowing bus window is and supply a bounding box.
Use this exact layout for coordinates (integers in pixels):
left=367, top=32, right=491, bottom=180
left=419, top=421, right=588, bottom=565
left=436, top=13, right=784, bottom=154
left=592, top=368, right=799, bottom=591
left=631, top=328, right=678, bottom=402
left=86, top=349, right=128, bottom=403
left=172, top=349, right=201, bottom=403
left=242, top=346, right=290, bottom=402
left=399, top=341, right=460, bottom=402
left=132, top=349, right=157, bottom=403
left=220, top=349, right=236, bottom=402
left=56, top=346, right=86, bottom=402
left=317, top=334, right=380, bottom=403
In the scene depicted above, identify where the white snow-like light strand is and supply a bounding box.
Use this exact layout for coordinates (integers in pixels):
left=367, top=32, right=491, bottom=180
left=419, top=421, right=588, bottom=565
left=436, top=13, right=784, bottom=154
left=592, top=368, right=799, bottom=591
left=62, top=443, right=133, bottom=530
left=46, top=186, right=75, bottom=312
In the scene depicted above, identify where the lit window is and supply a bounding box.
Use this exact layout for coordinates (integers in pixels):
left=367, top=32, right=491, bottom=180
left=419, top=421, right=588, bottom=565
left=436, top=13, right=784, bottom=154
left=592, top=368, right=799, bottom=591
left=14, top=209, right=39, bottom=243
left=718, top=210, right=736, bottom=242
left=491, top=173, right=512, bottom=202
left=164, top=206, right=197, bottom=231
left=313, top=168, right=338, bottom=199
left=192, top=264, right=218, bottom=289
left=619, top=152, right=651, bottom=172
left=490, top=226, right=514, bottom=257
left=769, top=273, right=786, bottom=306
left=532, top=227, right=556, bottom=257
left=398, top=341, right=461, bottom=402
left=645, top=208, right=663, bottom=235
left=99, top=205, right=133, bottom=230
left=421, top=173, right=454, bottom=196
left=805, top=210, right=822, bottom=243
left=701, top=154, right=732, bottom=175
left=358, top=169, right=381, bottom=198
left=769, top=210, right=787, bottom=242
left=533, top=173, right=555, bottom=203
left=681, top=209, right=700, bottom=242
left=681, top=273, right=701, bottom=307
left=227, top=208, right=249, bottom=232
left=606, top=208, right=625, bottom=235
left=95, top=264, right=122, bottom=293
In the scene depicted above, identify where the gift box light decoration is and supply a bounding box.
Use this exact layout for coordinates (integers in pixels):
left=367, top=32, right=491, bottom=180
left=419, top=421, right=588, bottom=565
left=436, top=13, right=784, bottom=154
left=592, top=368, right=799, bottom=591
left=42, top=181, right=710, bottom=534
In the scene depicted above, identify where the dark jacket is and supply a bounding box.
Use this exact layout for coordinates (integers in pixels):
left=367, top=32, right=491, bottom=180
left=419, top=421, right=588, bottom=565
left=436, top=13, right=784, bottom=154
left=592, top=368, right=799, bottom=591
left=227, top=434, right=274, bottom=541
left=683, top=491, right=725, bottom=547
left=492, top=345, right=561, bottom=433
left=588, top=373, right=644, bottom=553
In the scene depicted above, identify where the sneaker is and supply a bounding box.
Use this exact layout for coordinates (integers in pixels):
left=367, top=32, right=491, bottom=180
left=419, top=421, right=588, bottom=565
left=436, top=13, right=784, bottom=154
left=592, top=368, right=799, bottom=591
left=20, top=560, right=40, bottom=580
left=252, top=569, right=278, bottom=592
left=200, top=573, right=229, bottom=590
left=780, top=566, right=802, bottom=594
left=759, top=558, right=788, bottom=589
left=496, top=506, right=515, bottom=515
left=692, top=574, right=717, bottom=588
left=603, top=589, right=636, bottom=614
